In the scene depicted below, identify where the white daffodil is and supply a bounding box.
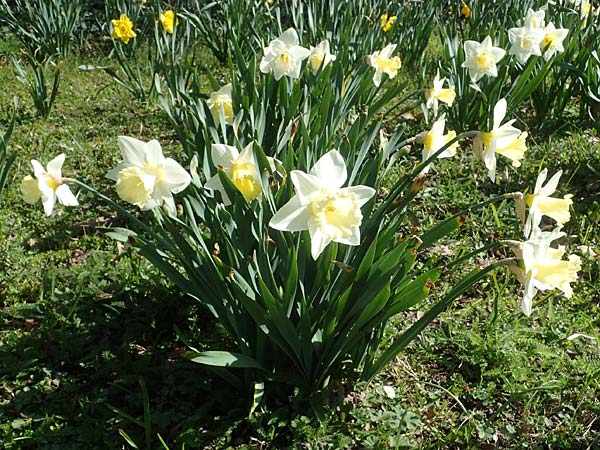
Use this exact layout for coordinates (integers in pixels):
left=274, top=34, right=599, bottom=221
left=204, top=143, right=275, bottom=204
left=308, top=39, right=336, bottom=73
left=269, top=150, right=376, bottom=259
left=259, top=28, right=311, bottom=80
left=540, top=23, right=569, bottom=61
left=508, top=25, right=545, bottom=65
left=425, top=70, right=456, bottom=117
left=473, top=98, right=523, bottom=182
left=462, top=36, right=506, bottom=83
left=366, top=43, right=402, bottom=87
left=106, top=136, right=191, bottom=214
left=206, top=84, right=234, bottom=126
left=21, top=153, right=78, bottom=216
left=522, top=8, right=545, bottom=29
left=418, top=114, right=457, bottom=173
left=511, top=227, right=581, bottom=316
left=524, top=168, right=573, bottom=237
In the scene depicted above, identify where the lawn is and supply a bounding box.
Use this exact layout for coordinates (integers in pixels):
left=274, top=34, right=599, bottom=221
left=1, top=1, right=600, bottom=449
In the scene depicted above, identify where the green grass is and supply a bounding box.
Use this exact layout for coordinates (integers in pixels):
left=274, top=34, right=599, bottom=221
left=1, top=27, right=600, bottom=450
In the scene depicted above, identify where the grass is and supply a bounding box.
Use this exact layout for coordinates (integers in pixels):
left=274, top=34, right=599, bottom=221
left=1, top=26, right=600, bottom=450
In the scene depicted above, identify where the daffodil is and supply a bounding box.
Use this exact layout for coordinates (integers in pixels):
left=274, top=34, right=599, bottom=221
left=418, top=114, right=457, bottom=173
left=522, top=8, right=545, bottom=29
left=524, top=169, right=573, bottom=237
left=511, top=227, right=581, bottom=316
left=495, top=131, right=527, bottom=168
left=425, top=70, right=456, bottom=116
left=259, top=28, right=310, bottom=80
left=111, top=13, right=136, bottom=44
left=307, top=40, right=336, bottom=73
left=460, top=2, right=471, bottom=19
left=508, top=25, right=545, bottom=65
left=204, top=143, right=275, bottom=204
left=473, top=98, right=523, bottom=182
left=540, top=23, right=569, bottom=61
left=159, top=10, right=178, bottom=34
left=462, top=36, right=506, bottom=83
left=21, top=154, right=79, bottom=216
left=380, top=14, right=397, bottom=32
left=366, top=44, right=402, bottom=87
left=106, top=136, right=191, bottom=214
left=269, top=150, right=376, bottom=259
left=206, top=84, right=234, bottom=125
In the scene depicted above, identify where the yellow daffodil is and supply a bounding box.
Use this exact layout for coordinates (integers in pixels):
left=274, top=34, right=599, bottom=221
left=204, top=143, right=275, bottom=204
left=106, top=136, right=191, bottom=214
left=206, top=84, right=234, bottom=125
left=259, top=28, right=310, bottom=80
left=524, top=169, right=573, bottom=237
left=21, top=154, right=79, bottom=216
left=425, top=70, right=456, bottom=116
left=495, top=131, right=527, bottom=168
left=111, top=13, right=136, bottom=44
left=418, top=114, right=457, bottom=173
left=380, top=14, right=397, bottom=32
left=159, top=10, right=178, bottom=34
left=462, top=36, right=506, bottom=83
left=308, top=39, right=336, bottom=73
left=460, top=2, right=471, bottom=19
left=366, top=44, right=401, bottom=87
left=473, top=98, right=523, bottom=182
left=511, top=227, right=581, bottom=316
left=269, top=150, right=375, bottom=259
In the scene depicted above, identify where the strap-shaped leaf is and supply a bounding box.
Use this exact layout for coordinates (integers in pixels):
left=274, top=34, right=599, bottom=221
left=190, top=351, right=267, bottom=371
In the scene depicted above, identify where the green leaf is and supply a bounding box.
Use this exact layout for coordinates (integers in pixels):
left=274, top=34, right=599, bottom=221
left=190, top=351, right=267, bottom=371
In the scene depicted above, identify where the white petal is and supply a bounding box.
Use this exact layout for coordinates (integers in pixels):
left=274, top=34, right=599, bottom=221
left=237, top=143, right=255, bottom=163
left=162, top=158, right=192, bottom=194
left=41, top=191, right=56, bottom=216
left=336, top=226, right=361, bottom=246
left=118, top=136, right=147, bottom=166
left=309, top=150, right=347, bottom=190
left=290, top=171, right=322, bottom=204
left=269, top=196, right=311, bottom=231
left=308, top=224, right=331, bottom=260
left=31, top=160, right=46, bottom=178
left=342, top=185, right=376, bottom=207
left=146, top=139, right=165, bottom=166
left=533, top=169, right=548, bottom=194
left=279, top=28, right=300, bottom=47
left=55, top=184, right=79, bottom=206
left=211, top=144, right=239, bottom=169
left=540, top=170, right=562, bottom=196
left=46, top=153, right=66, bottom=177
left=493, top=99, right=508, bottom=130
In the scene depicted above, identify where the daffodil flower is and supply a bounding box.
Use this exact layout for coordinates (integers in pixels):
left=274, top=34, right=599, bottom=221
left=540, top=23, right=568, bottom=61
left=366, top=44, right=402, bottom=87
left=462, top=36, right=506, bottom=83
left=259, top=28, right=310, bottom=80
left=524, top=169, right=573, bottom=237
left=307, top=40, right=336, bottom=73
left=269, top=150, right=376, bottom=259
left=511, top=227, right=581, bottom=316
left=206, top=84, right=234, bottom=125
left=204, top=143, right=274, bottom=204
left=473, top=98, right=523, bottom=182
left=522, top=8, right=545, bottom=29
left=159, top=10, right=178, bottom=35
left=418, top=114, right=457, bottom=173
left=106, top=136, right=191, bottom=214
left=425, top=70, right=456, bottom=117
left=508, top=25, right=545, bottom=65
left=21, top=154, right=79, bottom=216
left=380, top=14, right=397, bottom=32
left=111, top=13, right=136, bottom=44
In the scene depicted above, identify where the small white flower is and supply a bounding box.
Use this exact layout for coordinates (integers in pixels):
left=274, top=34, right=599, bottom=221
left=206, top=84, right=234, bottom=125
left=366, top=44, right=402, bottom=87
left=259, top=28, right=311, bottom=80
left=106, top=136, right=191, bottom=214
left=462, top=36, right=506, bottom=83
left=522, top=8, right=546, bottom=29
left=21, top=154, right=79, bottom=216
left=508, top=26, right=545, bottom=65
left=418, top=114, right=457, bottom=173
left=204, top=143, right=275, bottom=204
left=383, top=386, right=396, bottom=399
left=269, top=150, right=376, bottom=259
left=307, top=39, right=336, bottom=73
